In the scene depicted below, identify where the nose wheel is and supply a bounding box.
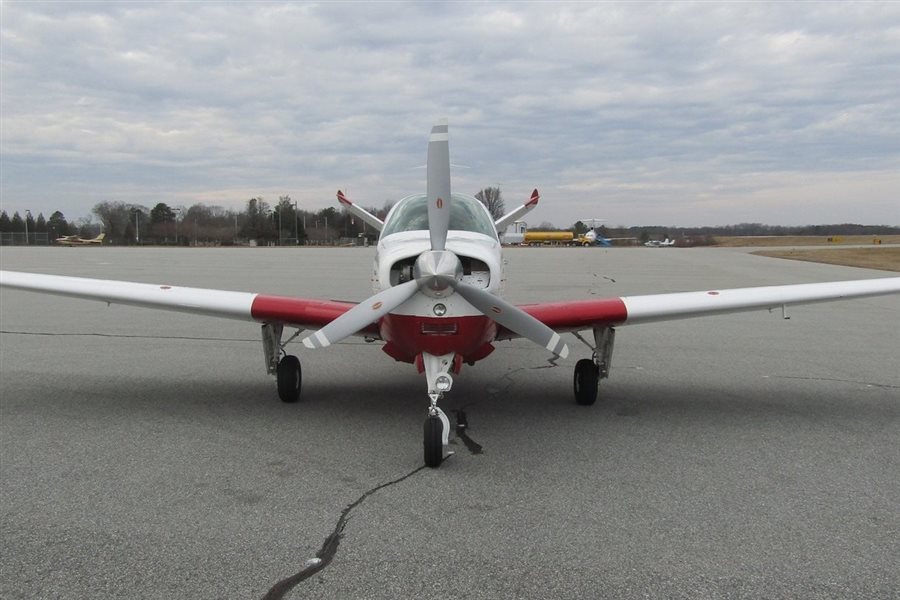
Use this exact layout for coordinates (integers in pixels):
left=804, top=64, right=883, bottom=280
left=424, top=415, right=444, bottom=467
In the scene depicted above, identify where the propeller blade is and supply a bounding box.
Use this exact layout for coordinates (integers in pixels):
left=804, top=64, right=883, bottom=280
left=451, top=282, right=569, bottom=359
left=426, top=118, right=451, bottom=251
left=302, top=280, right=419, bottom=349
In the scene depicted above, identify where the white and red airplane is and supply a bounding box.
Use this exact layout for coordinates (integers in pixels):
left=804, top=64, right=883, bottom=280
left=2, top=120, right=900, bottom=468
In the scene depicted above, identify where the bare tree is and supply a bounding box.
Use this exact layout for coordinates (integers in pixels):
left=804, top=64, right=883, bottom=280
left=474, top=186, right=505, bottom=220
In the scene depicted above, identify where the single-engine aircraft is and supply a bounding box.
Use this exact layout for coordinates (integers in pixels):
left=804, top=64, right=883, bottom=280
left=55, top=233, right=105, bottom=246
left=2, top=120, right=900, bottom=468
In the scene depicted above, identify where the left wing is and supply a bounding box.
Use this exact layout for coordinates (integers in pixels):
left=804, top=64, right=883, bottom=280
left=511, top=277, right=900, bottom=335
left=0, top=270, right=371, bottom=333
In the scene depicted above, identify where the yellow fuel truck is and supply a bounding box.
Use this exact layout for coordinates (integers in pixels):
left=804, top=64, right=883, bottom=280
left=502, top=222, right=600, bottom=246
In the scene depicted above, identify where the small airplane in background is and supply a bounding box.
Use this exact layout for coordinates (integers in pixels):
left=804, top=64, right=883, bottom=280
left=56, top=233, right=105, bottom=246
left=3, top=121, right=900, bottom=468
left=645, top=238, right=675, bottom=247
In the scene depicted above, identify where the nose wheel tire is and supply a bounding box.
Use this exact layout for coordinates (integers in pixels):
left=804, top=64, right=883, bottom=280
left=277, top=355, right=302, bottom=403
left=424, top=415, right=444, bottom=468
left=574, top=358, right=600, bottom=406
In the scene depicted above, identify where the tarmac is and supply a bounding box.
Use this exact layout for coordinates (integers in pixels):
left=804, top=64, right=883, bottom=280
left=1, top=245, right=898, bottom=599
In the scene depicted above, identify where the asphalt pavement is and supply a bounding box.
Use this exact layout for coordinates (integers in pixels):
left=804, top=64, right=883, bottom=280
left=1, top=246, right=898, bottom=599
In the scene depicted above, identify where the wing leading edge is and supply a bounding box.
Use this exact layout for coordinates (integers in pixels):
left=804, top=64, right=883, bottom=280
left=516, top=277, right=900, bottom=334
left=0, top=270, right=362, bottom=331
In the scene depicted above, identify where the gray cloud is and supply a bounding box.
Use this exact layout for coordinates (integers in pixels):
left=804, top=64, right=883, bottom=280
left=1, top=1, right=898, bottom=226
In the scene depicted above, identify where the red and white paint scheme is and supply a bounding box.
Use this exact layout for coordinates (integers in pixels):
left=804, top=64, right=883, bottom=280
left=2, top=119, right=900, bottom=468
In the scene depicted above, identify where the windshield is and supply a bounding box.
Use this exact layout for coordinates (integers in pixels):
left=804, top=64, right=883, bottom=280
left=380, top=193, right=497, bottom=240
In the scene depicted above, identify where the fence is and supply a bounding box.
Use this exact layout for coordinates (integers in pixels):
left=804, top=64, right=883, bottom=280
left=0, top=232, right=51, bottom=246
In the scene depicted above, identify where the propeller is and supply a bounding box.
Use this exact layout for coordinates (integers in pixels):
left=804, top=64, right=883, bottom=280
left=426, top=118, right=451, bottom=252
left=302, top=280, right=418, bottom=349
left=450, top=281, right=568, bottom=358
left=301, top=119, right=568, bottom=359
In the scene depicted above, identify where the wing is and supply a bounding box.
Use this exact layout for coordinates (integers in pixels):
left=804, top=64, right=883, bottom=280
left=0, top=270, right=374, bottom=334
left=510, top=277, right=900, bottom=335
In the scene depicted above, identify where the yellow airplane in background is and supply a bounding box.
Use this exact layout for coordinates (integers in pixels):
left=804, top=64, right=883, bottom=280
left=55, top=233, right=105, bottom=246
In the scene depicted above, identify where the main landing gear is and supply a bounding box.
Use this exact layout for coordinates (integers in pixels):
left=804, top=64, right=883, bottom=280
left=277, top=355, right=302, bottom=403
left=262, top=323, right=304, bottom=403
left=572, top=326, right=615, bottom=406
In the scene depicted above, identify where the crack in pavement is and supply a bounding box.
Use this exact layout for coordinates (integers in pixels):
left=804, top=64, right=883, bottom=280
left=260, top=465, right=426, bottom=600
left=262, top=358, right=560, bottom=597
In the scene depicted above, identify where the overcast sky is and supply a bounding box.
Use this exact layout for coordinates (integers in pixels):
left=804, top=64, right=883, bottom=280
left=1, top=1, right=898, bottom=227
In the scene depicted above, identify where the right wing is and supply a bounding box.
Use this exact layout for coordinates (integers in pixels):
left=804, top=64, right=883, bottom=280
left=512, top=277, right=900, bottom=335
left=0, top=270, right=372, bottom=333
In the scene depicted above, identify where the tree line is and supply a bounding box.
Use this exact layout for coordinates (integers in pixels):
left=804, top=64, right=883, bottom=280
left=0, top=186, right=507, bottom=246
left=0, top=196, right=391, bottom=246
left=5, top=186, right=892, bottom=246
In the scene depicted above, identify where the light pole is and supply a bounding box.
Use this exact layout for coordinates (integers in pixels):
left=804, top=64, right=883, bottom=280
left=277, top=209, right=283, bottom=246
left=24, top=210, right=31, bottom=245
left=292, top=200, right=299, bottom=245
left=134, top=209, right=140, bottom=244
left=173, top=207, right=182, bottom=245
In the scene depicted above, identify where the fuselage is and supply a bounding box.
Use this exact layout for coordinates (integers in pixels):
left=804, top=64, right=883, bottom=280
left=373, top=193, right=502, bottom=363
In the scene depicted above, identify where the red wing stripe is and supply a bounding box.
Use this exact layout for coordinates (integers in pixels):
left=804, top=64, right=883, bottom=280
left=251, top=294, right=379, bottom=334
left=518, top=298, right=628, bottom=332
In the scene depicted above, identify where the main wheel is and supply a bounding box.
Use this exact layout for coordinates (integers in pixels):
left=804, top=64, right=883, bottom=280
left=423, top=415, right=443, bottom=468
left=574, top=358, right=600, bottom=406
left=277, top=355, right=302, bottom=403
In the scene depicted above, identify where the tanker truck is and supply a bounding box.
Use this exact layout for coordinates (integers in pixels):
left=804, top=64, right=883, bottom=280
left=502, top=222, right=605, bottom=246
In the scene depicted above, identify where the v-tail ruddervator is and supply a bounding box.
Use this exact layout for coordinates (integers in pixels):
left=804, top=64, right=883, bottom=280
left=2, top=120, right=900, bottom=468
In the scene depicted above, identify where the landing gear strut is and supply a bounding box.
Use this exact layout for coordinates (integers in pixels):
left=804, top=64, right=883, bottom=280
left=572, top=326, right=615, bottom=406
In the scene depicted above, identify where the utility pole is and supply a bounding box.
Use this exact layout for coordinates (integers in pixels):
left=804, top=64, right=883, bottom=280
left=173, top=208, right=182, bottom=245
left=292, top=200, right=299, bottom=245
left=24, top=210, right=31, bottom=245
left=277, top=210, right=282, bottom=246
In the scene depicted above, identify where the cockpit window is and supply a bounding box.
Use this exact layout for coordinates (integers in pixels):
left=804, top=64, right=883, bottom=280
left=380, top=193, right=497, bottom=240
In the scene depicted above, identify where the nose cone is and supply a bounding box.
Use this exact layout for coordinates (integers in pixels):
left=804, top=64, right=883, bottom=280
left=413, top=250, right=463, bottom=298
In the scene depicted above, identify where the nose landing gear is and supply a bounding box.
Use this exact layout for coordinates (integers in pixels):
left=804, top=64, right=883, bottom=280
left=421, top=352, right=455, bottom=468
